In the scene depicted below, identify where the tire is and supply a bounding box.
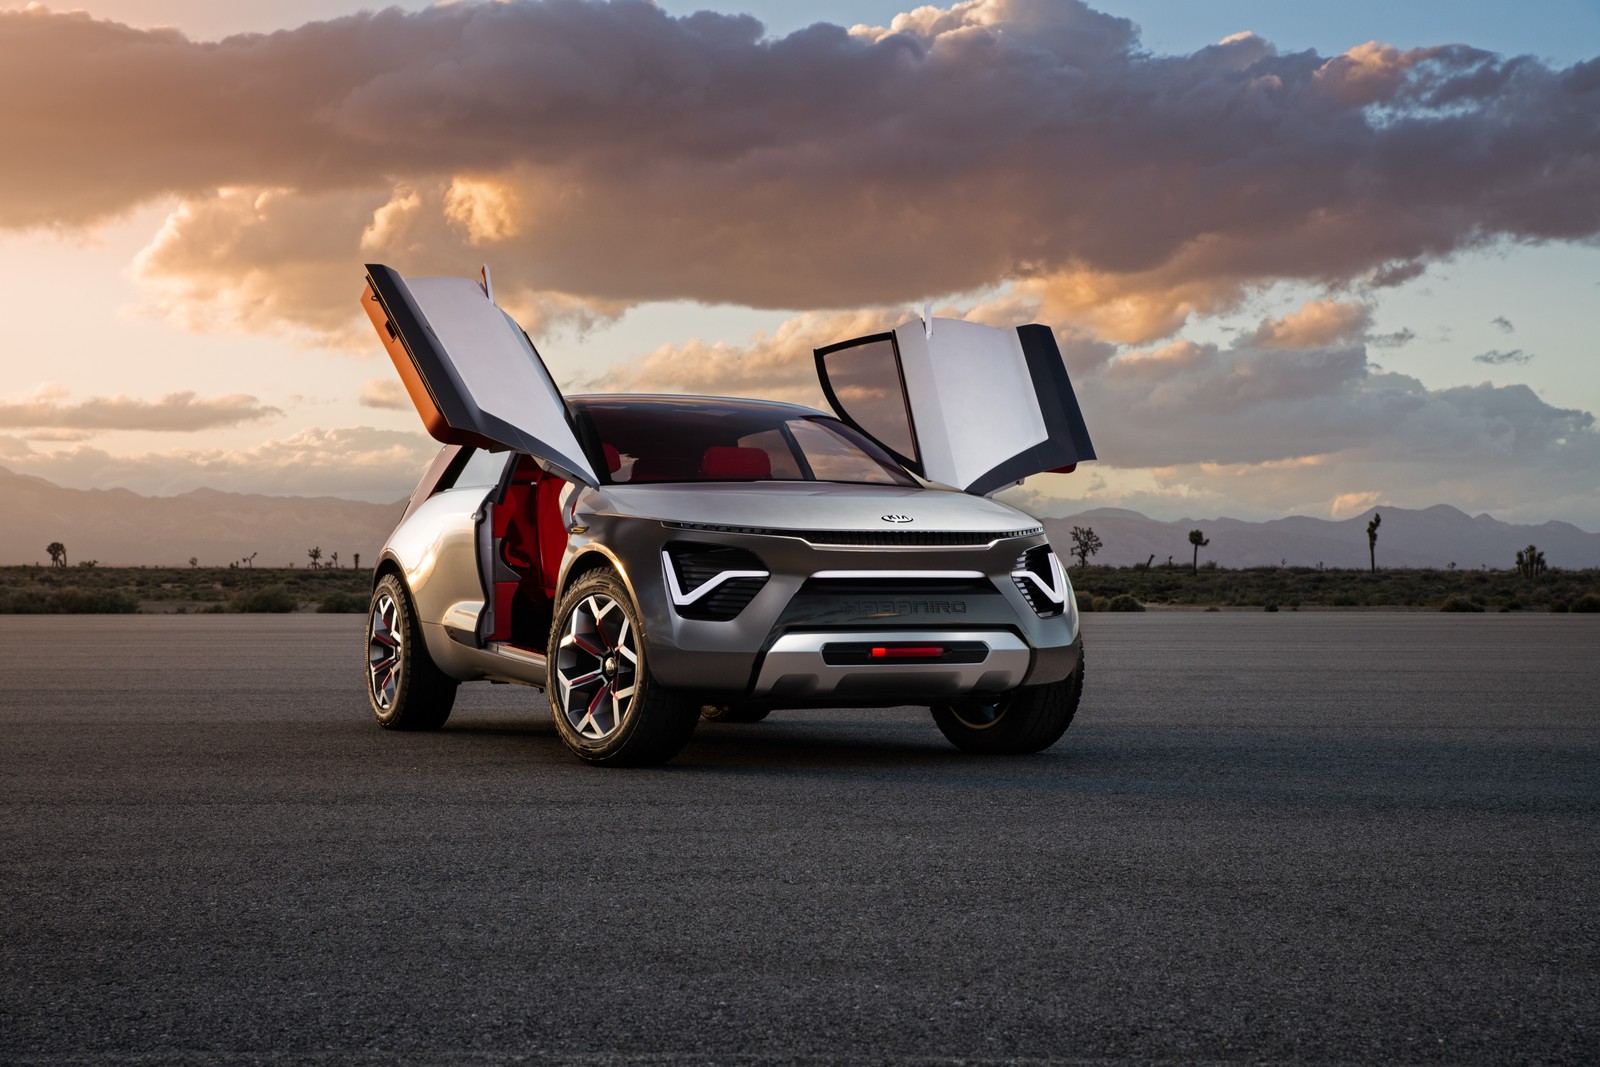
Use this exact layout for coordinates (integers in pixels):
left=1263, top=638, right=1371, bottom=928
left=930, top=643, right=1085, bottom=754
left=700, top=703, right=772, bottom=723
left=547, top=570, right=699, bottom=766
left=366, top=573, right=457, bottom=730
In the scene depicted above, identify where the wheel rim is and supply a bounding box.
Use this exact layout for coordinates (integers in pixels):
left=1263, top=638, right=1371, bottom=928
left=948, top=695, right=1008, bottom=730
left=368, top=592, right=402, bottom=711
left=555, top=593, right=639, bottom=741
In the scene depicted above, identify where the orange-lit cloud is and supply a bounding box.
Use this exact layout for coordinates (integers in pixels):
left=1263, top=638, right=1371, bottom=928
left=0, top=385, right=280, bottom=432
left=2, top=1, right=1597, bottom=343
left=1242, top=299, right=1372, bottom=350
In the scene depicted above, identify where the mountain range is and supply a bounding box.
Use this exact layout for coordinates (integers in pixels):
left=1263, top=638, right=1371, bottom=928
left=0, top=466, right=403, bottom=568
left=3, top=465, right=1596, bottom=570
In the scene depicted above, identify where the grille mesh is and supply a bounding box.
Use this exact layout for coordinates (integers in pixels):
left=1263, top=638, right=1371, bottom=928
left=667, top=542, right=768, bottom=621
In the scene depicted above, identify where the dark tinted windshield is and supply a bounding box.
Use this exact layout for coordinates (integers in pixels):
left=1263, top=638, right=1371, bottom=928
left=572, top=397, right=917, bottom=487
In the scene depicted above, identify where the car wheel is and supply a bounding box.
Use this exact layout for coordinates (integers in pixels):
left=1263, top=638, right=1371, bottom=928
left=930, top=644, right=1084, bottom=754
left=548, top=570, right=699, bottom=766
left=366, top=573, right=457, bottom=730
left=700, top=703, right=772, bottom=723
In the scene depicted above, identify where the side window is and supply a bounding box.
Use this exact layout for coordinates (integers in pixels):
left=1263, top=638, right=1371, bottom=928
left=815, top=335, right=919, bottom=467
left=438, top=447, right=509, bottom=492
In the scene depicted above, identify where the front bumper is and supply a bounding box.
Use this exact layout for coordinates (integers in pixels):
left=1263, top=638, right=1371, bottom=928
left=563, top=511, right=1081, bottom=699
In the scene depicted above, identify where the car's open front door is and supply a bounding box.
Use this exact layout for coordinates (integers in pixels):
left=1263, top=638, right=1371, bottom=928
left=361, top=264, right=600, bottom=487
left=814, top=317, right=1095, bottom=496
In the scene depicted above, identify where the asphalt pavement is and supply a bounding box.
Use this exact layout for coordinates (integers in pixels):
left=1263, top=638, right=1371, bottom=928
left=2, top=612, right=1596, bottom=1065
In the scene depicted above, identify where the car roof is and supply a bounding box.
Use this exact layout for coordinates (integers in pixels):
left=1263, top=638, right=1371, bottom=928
left=566, top=394, right=828, bottom=418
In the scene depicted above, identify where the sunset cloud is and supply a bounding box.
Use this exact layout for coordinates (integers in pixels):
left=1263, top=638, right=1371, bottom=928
left=1242, top=299, right=1372, bottom=350
left=1, top=1, right=1596, bottom=343
left=358, top=377, right=410, bottom=411
left=0, top=386, right=281, bottom=432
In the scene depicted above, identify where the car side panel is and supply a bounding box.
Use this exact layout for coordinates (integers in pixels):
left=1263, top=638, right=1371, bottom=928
left=381, top=486, right=506, bottom=682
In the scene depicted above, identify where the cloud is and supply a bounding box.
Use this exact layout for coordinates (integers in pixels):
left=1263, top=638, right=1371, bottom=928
left=1473, top=348, right=1533, bottom=365
left=0, top=426, right=438, bottom=502
left=1, top=1, right=1596, bottom=343
left=0, top=385, right=281, bottom=432
left=1241, top=299, right=1372, bottom=349
left=358, top=377, right=410, bottom=411
left=1492, top=315, right=1515, bottom=332
left=1367, top=328, right=1416, bottom=348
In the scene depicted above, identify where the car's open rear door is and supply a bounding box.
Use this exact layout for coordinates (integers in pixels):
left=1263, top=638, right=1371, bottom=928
left=361, top=264, right=600, bottom=487
left=814, top=317, right=1095, bottom=496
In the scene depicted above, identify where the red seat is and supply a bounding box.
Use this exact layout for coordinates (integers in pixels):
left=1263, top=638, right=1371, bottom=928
left=700, top=446, right=771, bottom=480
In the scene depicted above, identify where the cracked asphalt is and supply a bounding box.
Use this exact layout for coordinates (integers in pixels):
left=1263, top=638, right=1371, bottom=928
left=2, top=612, right=1596, bottom=1065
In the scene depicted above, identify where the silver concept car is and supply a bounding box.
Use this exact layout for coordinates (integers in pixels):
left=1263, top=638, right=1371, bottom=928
left=360, top=264, right=1096, bottom=765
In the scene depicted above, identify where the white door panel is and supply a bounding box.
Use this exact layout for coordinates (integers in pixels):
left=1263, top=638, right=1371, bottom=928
left=893, top=318, right=1050, bottom=493
left=815, top=316, right=1095, bottom=496
left=362, top=264, right=600, bottom=488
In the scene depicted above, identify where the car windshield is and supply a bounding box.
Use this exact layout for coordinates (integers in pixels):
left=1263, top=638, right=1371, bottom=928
left=572, top=397, right=918, bottom=487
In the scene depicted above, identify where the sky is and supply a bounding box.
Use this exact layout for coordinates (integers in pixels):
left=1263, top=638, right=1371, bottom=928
left=0, top=0, right=1597, bottom=528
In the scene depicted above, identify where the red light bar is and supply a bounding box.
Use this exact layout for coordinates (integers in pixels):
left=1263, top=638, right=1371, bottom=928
left=871, top=646, right=944, bottom=659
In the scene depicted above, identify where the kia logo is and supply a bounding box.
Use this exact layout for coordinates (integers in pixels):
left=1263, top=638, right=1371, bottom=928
left=881, top=513, right=913, bottom=523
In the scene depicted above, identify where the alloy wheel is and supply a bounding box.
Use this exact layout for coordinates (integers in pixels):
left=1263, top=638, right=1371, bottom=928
left=555, top=594, right=639, bottom=740
left=368, top=592, right=402, bottom=710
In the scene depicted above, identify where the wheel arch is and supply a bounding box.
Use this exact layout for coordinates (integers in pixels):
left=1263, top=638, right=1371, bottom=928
left=557, top=544, right=640, bottom=607
left=373, top=552, right=406, bottom=590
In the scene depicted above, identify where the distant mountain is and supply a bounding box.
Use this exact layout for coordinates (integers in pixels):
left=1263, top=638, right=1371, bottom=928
left=5, top=465, right=1596, bottom=570
left=1043, top=505, right=1600, bottom=570
left=0, top=466, right=403, bottom=567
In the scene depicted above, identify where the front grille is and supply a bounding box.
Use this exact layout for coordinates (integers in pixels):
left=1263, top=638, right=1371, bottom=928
left=665, top=542, right=768, bottom=621
left=663, top=520, right=1042, bottom=546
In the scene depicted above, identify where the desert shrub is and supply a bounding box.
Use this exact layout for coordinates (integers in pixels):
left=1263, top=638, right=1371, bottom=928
left=317, top=591, right=367, bottom=614
left=232, top=585, right=297, bottom=613
left=1107, top=594, right=1145, bottom=612
left=1264, top=602, right=1279, bottom=612
left=0, top=588, right=138, bottom=614
left=1548, top=599, right=1569, bottom=613
left=1091, top=596, right=1110, bottom=612
left=1204, top=605, right=1220, bottom=612
left=1571, top=593, right=1600, bottom=613
left=1075, top=590, right=1095, bottom=613
left=1440, top=595, right=1484, bottom=613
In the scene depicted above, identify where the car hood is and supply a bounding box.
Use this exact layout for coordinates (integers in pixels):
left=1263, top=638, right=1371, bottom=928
left=582, top=481, right=1040, bottom=533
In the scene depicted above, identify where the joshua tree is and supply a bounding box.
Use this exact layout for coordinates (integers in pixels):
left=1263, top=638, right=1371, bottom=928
left=245, top=552, right=257, bottom=569
left=189, top=557, right=198, bottom=568
left=46, top=542, right=66, bottom=569
left=308, top=546, right=323, bottom=570
left=330, top=551, right=340, bottom=569
left=1188, top=529, right=1209, bottom=574
left=352, top=553, right=361, bottom=570
left=1515, top=544, right=1547, bottom=579
left=1366, top=512, right=1382, bottom=573
left=1069, top=526, right=1102, bottom=570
